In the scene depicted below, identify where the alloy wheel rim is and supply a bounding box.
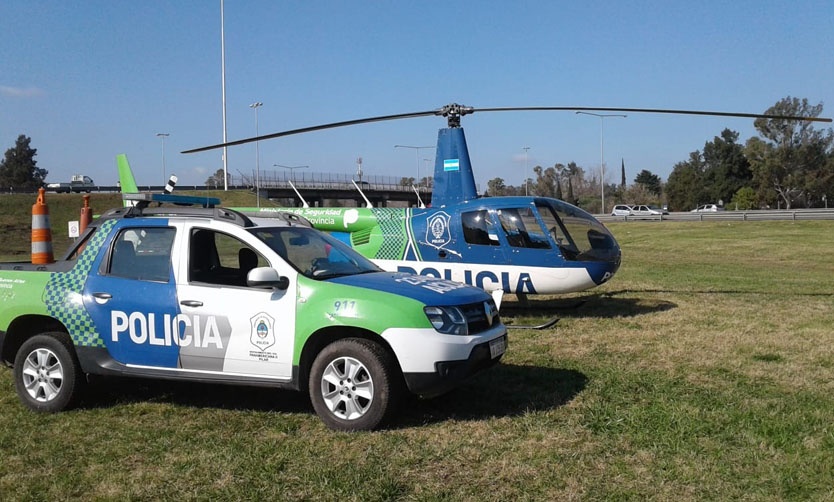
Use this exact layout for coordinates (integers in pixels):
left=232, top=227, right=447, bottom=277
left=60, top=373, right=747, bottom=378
left=320, top=356, right=374, bottom=420
left=21, top=348, right=64, bottom=402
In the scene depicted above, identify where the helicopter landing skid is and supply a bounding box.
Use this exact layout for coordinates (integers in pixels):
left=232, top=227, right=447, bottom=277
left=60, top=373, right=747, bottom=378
left=505, top=317, right=560, bottom=330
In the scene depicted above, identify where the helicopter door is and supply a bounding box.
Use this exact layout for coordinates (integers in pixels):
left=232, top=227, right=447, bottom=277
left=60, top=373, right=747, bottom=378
left=494, top=206, right=560, bottom=267
left=459, top=209, right=508, bottom=265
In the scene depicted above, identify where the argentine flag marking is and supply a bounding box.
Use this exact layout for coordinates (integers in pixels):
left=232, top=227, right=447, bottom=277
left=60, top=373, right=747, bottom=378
left=443, top=159, right=460, bottom=172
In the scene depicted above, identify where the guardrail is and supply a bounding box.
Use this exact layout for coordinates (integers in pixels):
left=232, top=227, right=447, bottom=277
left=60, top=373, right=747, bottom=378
left=598, top=209, right=834, bottom=223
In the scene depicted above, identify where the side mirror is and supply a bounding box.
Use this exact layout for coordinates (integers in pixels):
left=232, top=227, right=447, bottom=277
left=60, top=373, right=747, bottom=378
left=247, top=266, right=290, bottom=290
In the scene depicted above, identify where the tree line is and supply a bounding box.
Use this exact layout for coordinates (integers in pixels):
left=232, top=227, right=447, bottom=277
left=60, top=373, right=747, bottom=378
left=485, top=97, right=834, bottom=211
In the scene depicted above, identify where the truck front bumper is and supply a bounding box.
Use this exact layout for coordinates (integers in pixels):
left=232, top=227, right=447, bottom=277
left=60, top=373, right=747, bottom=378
left=380, top=324, right=507, bottom=398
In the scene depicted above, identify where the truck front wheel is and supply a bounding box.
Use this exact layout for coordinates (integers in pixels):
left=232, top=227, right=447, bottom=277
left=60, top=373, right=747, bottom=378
left=309, top=338, right=401, bottom=431
left=13, top=333, right=85, bottom=412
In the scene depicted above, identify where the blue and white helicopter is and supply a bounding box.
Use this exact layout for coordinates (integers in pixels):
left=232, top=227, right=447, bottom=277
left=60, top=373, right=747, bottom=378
left=173, top=103, right=829, bottom=311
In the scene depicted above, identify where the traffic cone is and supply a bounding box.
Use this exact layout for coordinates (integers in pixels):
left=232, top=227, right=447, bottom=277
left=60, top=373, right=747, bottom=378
left=31, top=188, right=54, bottom=264
left=79, top=195, right=92, bottom=234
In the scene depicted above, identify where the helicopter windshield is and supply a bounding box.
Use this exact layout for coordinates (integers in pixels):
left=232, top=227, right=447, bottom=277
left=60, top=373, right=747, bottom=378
left=250, top=226, right=381, bottom=279
left=536, top=199, right=619, bottom=262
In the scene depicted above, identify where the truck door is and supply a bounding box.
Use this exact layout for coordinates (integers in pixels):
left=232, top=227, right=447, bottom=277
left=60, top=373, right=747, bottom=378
left=83, top=224, right=181, bottom=367
left=173, top=226, right=297, bottom=381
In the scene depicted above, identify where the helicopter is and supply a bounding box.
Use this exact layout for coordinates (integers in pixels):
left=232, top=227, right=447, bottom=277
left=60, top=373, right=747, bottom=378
left=132, top=103, right=831, bottom=310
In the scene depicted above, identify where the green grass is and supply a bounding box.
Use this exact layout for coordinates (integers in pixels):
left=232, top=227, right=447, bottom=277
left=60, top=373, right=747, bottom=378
left=1, top=197, right=834, bottom=499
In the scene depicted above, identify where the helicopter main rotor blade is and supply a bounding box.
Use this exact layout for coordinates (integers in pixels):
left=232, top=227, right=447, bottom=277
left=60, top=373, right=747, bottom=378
left=182, top=103, right=832, bottom=154
left=181, top=109, right=439, bottom=154
left=473, top=106, right=833, bottom=123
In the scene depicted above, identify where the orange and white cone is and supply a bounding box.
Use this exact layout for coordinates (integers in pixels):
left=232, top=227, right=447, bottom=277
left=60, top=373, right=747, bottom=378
left=31, top=188, right=54, bottom=264
left=79, top=194, right=92, bottom=234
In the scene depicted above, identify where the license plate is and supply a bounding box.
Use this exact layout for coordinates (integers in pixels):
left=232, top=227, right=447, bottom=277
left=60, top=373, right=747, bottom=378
left=489, top=336, right=506, bottom=359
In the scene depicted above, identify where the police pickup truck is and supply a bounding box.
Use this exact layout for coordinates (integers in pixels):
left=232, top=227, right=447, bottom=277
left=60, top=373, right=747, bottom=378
left=0, top=194, right=506, bottom=430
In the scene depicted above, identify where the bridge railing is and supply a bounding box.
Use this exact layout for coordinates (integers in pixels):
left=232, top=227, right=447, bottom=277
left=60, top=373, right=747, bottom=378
left=235, top=171, right=432, bottom=193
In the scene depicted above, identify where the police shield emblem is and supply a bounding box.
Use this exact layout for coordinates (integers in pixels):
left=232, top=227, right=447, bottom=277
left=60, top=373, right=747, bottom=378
left=426, top=211, right=452, bottom=249
left=250, top=312, right=276, bottom=351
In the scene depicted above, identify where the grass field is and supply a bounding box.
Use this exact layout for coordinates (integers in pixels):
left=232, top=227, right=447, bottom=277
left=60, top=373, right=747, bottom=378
left=1, top=194, right=833, bottom=499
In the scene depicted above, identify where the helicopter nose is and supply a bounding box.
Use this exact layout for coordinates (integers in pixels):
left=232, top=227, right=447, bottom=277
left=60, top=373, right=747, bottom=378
left=587, top=250, right=621, bottom=285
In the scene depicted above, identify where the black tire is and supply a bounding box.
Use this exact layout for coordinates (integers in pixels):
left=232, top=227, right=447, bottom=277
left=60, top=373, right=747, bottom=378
left=13, top=333, right=85, bottom=413
left=309, top=338, right=401, bottom=431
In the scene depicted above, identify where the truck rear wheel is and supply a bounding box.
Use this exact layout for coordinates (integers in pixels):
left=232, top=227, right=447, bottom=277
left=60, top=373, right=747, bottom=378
left=309, top=338, right=400, bottom=431
left=13, top=333, right=85, bottom=413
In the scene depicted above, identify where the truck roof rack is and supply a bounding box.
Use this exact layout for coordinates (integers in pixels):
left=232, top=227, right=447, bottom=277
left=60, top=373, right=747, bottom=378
left=99, top=205, right=254, bottom=227
left=96, top=192, right=312, bottom=228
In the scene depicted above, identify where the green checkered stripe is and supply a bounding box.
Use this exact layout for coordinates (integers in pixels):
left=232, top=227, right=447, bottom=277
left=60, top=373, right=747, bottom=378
left=45, top=219, right=117, bottom=348
left=372, top=208, right=408, bottom=260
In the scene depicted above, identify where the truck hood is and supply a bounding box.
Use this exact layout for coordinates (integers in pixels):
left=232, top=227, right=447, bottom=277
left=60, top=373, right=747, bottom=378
left=327, top=272, right=490, bottom=306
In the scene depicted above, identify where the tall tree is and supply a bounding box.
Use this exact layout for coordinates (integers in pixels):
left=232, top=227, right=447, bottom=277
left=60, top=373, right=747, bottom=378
left=0, top=135, right=47, bottom=191
left=665, top=151, right=707, bottom=211
left=634, top=169, right=662, bottom=196
left=702, top=129, right=752, bottom=205
left=486, top=177, right=507, bottom=196
left=620, top=158, right=626, bottom=188
left=532, top=164, right=564, bottom=198
left=554, top=167, right=564, bottom=200
left=746, top=97, right=833, bottom=209
left=564, top=162, right=583, bottom=205
left=205, top=168, right=230, bottom=188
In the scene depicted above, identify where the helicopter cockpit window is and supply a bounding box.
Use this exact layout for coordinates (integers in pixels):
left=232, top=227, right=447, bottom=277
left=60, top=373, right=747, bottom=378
left=496, top=207, right=550, bottom=249
left=461, top=210, right=499, bottom=246
left=536, top=203, right=580, bottom=259
left=539, top=200, right=619, bottom=262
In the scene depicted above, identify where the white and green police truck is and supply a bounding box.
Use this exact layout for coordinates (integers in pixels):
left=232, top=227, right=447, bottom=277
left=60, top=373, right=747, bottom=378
left=0, top=194, right=506, bottom=430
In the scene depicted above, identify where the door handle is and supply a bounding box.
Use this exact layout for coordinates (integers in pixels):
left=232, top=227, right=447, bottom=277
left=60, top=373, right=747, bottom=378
left=91, top=292, right=112, bottom=305
left=180, top=300, right=203, bottom=307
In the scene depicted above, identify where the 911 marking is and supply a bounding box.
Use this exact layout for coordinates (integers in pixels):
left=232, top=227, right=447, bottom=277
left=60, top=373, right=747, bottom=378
left=333, top=300, right=356, bottom=312
left=111, top=311, right=223, bottom=348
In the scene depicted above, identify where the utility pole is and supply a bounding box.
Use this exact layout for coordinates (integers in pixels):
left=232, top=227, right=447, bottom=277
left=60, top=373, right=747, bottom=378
left=576, top=112, right=626, bottom=214
left=249, top=102, right=263, bottom=208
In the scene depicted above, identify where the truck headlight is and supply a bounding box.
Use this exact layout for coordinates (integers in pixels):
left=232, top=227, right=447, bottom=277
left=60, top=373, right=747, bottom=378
left=424, top=306, right=468, bottom=336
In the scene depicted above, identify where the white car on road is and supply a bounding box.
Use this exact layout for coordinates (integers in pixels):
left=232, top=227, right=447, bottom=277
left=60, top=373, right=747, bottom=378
left=691, top=204, right=725, bottom=212
left=630, top=205, right=664, bottom=217
left=611, top=205, right=632, bottom=216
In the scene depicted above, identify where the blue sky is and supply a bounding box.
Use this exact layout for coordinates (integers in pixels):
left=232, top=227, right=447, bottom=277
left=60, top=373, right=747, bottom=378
left=2, top=1, right=832, bottom=189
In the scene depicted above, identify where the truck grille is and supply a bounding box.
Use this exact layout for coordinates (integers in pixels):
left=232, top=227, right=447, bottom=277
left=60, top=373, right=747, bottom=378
left=460, top=300, right=500, bottom=335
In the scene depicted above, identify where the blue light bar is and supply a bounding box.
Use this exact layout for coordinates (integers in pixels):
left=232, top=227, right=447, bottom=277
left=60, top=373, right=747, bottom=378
left=123, top=193, right=221, bottom=208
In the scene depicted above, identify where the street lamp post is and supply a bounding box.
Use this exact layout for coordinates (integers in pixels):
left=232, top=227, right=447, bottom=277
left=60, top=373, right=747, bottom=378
left=395, top=144, right=435, bottom=189
left=220, top=0, right=228, bottom=190
left=275, top=164, right=309, bottom=183
left=523, top=146, right=531, bottom=196
left=249, top=102, right=263, bottom=207
left=576, top=111, right=626, bottom=214
left=156, top=133, right=170, bottom=186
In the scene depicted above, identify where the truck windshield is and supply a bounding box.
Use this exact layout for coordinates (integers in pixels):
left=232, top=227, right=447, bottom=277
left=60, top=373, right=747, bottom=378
left=250, top=226, right=381, bottom=279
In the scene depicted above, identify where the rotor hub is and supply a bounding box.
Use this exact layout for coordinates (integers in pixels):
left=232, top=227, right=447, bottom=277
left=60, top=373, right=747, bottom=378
left=438, top=103, right=475, bottom=128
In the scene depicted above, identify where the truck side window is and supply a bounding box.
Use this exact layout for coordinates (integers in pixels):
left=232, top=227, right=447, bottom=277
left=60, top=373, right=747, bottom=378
left=189, top=228, right=266, bottom=287
left=109, top=227, right=175, bottom=282
left=461, top=210, right=499, bottom=246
